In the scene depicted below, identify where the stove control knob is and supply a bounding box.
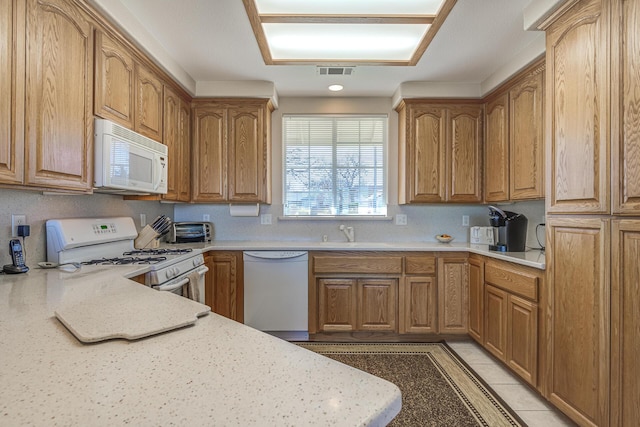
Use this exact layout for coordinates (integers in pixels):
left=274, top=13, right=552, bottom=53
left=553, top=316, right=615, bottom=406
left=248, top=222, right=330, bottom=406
left=193, top=259, right=199, bottom=267
left=173, top=267, right=181, bottom=276
left=165, top=271, right=171, bottom=279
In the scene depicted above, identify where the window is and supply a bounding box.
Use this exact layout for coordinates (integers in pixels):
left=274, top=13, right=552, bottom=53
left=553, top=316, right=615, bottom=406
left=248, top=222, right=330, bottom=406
left=283, top=115, right=387, bottom=217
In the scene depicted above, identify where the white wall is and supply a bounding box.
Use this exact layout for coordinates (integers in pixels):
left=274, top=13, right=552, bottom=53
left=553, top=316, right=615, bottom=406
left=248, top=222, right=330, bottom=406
left=175, top=97, right=546, bottom=247
left=0, top=188, right=173, bottom=265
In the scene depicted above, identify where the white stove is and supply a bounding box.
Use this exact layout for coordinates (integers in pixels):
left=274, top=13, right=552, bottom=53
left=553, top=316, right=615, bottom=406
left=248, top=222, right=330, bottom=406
left=45, top=217, right=207, bottom=302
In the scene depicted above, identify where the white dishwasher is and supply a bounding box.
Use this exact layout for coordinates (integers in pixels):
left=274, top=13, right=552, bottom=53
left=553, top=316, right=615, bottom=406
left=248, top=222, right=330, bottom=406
left=243, top=251, right=309, bottom=340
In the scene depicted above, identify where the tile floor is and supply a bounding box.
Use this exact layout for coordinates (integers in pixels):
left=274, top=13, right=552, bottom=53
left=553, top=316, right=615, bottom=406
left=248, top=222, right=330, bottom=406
left=446, top=340, right=577, bottom=427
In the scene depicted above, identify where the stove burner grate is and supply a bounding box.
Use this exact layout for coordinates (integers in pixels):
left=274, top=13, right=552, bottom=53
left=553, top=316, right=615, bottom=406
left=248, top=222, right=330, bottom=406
left=122, top=248, right=193, bottom=256
left=82, top=256, right=168, bottom=265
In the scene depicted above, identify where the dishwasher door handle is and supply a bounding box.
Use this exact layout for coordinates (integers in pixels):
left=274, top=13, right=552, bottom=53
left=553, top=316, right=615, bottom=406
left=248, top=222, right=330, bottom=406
left=243, top=251, right=308, bottom=261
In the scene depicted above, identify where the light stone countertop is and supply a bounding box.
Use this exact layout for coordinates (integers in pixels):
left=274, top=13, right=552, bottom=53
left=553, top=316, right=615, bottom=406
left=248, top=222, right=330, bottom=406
left=177, top=240, right=546, bottom=269
left=0, top=267, right=401, bottom=426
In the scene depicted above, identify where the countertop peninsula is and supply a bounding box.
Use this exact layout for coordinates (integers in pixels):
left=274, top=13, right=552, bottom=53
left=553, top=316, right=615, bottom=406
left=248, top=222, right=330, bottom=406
left=0, top=266, right=401, bottom=426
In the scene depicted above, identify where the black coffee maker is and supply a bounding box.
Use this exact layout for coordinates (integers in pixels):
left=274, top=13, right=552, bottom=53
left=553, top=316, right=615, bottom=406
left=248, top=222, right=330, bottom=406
left=488, top=206, right=528, bottom=252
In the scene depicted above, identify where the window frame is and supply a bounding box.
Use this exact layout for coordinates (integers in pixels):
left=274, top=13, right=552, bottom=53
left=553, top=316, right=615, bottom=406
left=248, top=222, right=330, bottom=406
left=281, top=113, right=389, bottom=218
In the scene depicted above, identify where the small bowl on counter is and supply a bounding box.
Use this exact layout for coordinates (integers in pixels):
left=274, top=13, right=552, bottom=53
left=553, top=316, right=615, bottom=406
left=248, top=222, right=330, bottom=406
left=435, top=234, right=454, bottom=243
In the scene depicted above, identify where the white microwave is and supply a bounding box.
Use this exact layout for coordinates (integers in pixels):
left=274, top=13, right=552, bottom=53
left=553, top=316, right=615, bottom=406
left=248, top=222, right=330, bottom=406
left=94, top=118, right=168, bottom=195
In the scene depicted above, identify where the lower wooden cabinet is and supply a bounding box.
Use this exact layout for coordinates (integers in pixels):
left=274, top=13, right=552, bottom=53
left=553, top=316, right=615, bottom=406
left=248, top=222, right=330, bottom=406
left=357, top=278, right=397, bottom=331
left=468, top=256, right=484, bottom=342
left=470, top=257, right=542, bottom=388
left=400, top=276, right=437, bottom=334
left=438, top=256, right=468, bottom=334
left=317, top=278, right=357, bottom=332
left=204, top=251, right=243, bottom=322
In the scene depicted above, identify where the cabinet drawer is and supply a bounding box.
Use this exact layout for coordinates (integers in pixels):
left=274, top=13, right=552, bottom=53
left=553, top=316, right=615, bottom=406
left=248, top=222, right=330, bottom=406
left=405, top=255, right=436, bottom=275
left=485, top=263, right=538, bottom=301
left=313, top=255, right=402, bottom=274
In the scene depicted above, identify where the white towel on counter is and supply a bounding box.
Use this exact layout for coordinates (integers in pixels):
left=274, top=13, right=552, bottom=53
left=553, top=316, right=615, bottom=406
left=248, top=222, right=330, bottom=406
left=182, top=270, right=201, bottom=302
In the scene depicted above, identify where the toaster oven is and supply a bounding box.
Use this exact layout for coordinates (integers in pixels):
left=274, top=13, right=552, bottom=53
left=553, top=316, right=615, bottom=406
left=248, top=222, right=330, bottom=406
left=169, top=222, right=214, bottom=243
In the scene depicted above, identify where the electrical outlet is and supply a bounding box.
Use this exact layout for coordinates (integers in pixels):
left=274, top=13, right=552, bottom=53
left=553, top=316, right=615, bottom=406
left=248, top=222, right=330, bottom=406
left=395, top=214, right=407, bottom=226
left=140, top=214, right=146, bottom=227
left=462, top=215, right=469, bottom=226
left=203, top=214, right=210, bottom=222
left=261, top=214, right=272, bottom=225
left=11, top=214, right=26, bottom=237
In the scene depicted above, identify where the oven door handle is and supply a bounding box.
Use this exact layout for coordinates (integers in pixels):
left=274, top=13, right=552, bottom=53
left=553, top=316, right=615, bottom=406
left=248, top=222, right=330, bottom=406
left=154, top=266, right=209, bottom=292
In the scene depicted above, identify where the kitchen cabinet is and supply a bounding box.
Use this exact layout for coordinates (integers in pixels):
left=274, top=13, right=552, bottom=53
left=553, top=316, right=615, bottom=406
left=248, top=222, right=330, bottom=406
left=204, top=251, right=243, bottom=322
left=611, top=0, right=640, bottom=215
left=134, top=63, right=164, bottom=142
left=162, top=86, right=191, bottom=202
left=467, top=256, right=484, bottom=343
left=24, top=0, right=94, bottom=191
left=484, top=59, right=545, bottom=203
left=311, top=252, right=401, bottom=334
left=317, top=278, right=357, bottom=332
left=546, top=216, right=609, bottom=427
left=0, top=0, right=24, bottom=185
left=400, top=255, right=437, bottom=334
left=192, top=99, right=273, bottom=203
left=545, top=0, right=609, bottom=214
left=484, top=93, right=509, bottom=202
left=357, top=278, right=397, bottom=331
left=509, top=65, right=544, bottom=200
left=484, top=284, right=507, bottom=360
left=94, top=30, right=135, bottom=128
left=611, top=220, right=640, bottom=427
left=437, top=256, right=468, bottom=334
left=397, top=101, right=483, bottom=204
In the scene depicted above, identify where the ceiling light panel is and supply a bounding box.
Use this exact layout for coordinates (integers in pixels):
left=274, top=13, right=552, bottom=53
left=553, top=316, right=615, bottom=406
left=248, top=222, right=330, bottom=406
left=264, top=23, right=429, bottom=61
left=254, top=0, right=445, bottom=15
left=243, top=0, right=456, bottom=66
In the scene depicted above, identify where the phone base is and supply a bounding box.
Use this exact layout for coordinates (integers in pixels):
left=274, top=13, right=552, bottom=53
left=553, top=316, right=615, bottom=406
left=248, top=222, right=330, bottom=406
left=3, top=264, right=29, bottom=274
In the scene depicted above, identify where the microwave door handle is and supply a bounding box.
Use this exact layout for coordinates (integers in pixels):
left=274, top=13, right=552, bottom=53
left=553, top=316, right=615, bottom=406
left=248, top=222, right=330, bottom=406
left=153, top=156, right=162, bottom=191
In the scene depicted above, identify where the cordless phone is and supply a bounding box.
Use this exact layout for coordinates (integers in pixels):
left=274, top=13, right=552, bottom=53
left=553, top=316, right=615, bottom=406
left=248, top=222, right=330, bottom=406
left=3, top=239, right=29, bottom=274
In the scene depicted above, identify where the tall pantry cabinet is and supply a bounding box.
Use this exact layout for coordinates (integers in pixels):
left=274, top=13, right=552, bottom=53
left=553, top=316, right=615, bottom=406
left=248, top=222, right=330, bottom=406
left=542, top=0, right=640, bottom=426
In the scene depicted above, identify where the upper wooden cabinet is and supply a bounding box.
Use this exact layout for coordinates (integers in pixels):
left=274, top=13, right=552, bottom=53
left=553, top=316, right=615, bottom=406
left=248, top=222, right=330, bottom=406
left=484, top=60, right=545, bottom=203
left=0, top=0, right=24, bottom=185
left=134, top=63, right=163, bottom=142
left=611, top=0, right=640, bottom=215
left=162, top=86, right=190, bottom=202
left=192, top=99, right=273, bottom=204
left=24, top=0, right=94, bottom=191
left=484, top=94, right=510, bottom=202
left=94, top=31, right=135, bottom=128
left=397, top=101, right=483, bottom=204
left=544, top=0, right=609, bottom=214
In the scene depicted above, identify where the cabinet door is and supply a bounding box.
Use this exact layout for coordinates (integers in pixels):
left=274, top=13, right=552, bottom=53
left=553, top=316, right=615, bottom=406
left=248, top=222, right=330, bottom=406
left=468, top=257, right=484, bottom=343
left=408, top=105, right=447, bottom=203
left=448, top=105, right=483, bottom=203
left=25, top=0, right=93, bottom=191
left=484, top=94, right=509, bottom=202
left=227, top=103, right=268, bottom=202
left=177, top=97, right=191, bottom=202
left=545, top=0, right=609, bottom=213
left=204, top=251, right=243, bottom=322
left=162, top=86, right=179, bottom=201
left=192, top=106, right=226, bottom=202
left=510, top=68, right=544, bottom=200
left=0, top=0, right=24, bottom=184
left=317, top=278, right=357, bottom=332
left=507, top=294, right=538, bottom=386
left=94, top=31, right=134, bottom=128
left=611, top=220, right=640, bottom=427
left=438, top=257, right=468, bottom=333
left=484, top=284, right=507, bottom=361
left=401, top=276, right=437, bottom=334
left=134, top=63, right=163, bottom=141
left=357, top=278, right=397, bottom=332
left=546, top=216, right=609, bottom=427
left=612, top=0, right=640, bottom=215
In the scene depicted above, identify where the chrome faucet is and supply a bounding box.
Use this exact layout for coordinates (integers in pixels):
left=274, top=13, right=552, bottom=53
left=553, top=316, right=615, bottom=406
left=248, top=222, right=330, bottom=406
left=339, top=224, right=355, bottom=242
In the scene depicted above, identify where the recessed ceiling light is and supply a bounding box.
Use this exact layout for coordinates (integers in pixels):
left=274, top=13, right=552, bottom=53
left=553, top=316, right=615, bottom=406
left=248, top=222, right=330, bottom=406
left=328, top=84, right=344, bottom=92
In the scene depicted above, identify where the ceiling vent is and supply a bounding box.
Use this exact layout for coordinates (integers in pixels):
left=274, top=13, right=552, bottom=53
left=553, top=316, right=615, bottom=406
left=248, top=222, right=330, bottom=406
left=317, top=66, right=355, bottom=76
